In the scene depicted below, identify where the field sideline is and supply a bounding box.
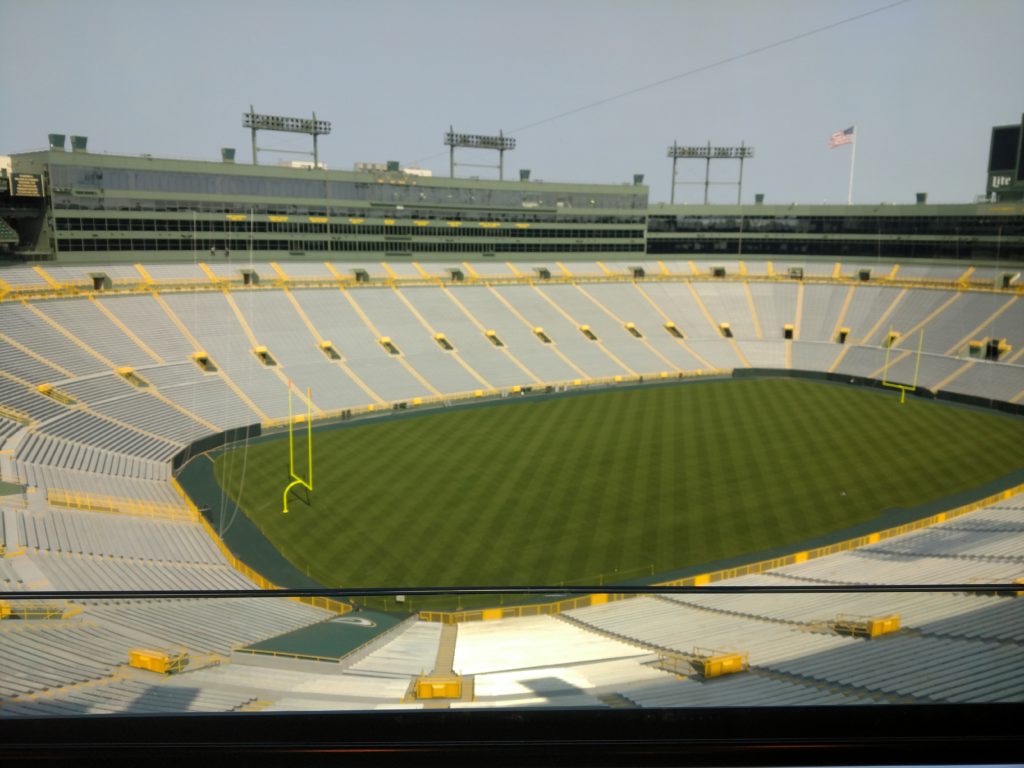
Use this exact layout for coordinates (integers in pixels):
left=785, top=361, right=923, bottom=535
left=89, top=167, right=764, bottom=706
left=214, top=379, right=1023, bottom=592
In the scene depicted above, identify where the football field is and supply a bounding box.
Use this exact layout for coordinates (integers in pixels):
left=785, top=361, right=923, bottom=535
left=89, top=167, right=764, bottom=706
left=213, top=379, right=1023, bottom=595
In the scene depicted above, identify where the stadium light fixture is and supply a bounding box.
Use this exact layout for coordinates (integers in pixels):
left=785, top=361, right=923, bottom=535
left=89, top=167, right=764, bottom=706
left=667, top=141, right=754, bottom=204
left=444, top=127, right=516, bottom=180
left=244, top=106, right=331, bottom=167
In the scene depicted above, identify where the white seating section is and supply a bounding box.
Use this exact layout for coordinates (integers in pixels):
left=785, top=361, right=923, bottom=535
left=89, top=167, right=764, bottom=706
left=0, top=259, right=1021, bottom=715
left=9, top=505, right=223, bottom=564
left=8, top=493, right=1004, bottom=715
left=347, top=620, right=444, bottom=677
left=453, top=614, right=649, bottom=676
left=0, top=597, right=331, bottom=706
left=26, top=550, right=254, bottom=591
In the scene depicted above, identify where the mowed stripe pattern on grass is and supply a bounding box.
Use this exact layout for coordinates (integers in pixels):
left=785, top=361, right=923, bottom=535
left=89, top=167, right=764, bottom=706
left=214, top=379, right=1024, bottom=588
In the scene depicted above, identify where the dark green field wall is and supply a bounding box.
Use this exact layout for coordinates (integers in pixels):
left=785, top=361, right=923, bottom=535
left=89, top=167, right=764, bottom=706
left=734, top=368, right=1024, bottom=416
left=177, top=454, right=320, bottom=589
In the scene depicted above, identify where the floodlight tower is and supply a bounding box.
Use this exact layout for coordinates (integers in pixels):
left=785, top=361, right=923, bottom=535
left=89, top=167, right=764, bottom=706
left=668, top=141, right=754, bottom=204
left=243, top=106, right=332, bottom=167
left=444, top=127, right=516, bottom=180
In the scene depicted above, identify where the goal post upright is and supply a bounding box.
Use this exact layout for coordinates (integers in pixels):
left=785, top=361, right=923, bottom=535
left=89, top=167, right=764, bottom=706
left=283, top=381, right=314, bottom=514
left=911, top=328, right=924, bottom=392
left=881, top=326, right=925, bottom=405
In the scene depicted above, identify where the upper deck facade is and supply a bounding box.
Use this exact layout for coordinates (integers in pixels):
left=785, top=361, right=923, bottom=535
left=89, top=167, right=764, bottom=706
left=1, top=149, right=649, bottom=263
left=647, top=201, right=1024, bottom=262
left=1, top=147, right=1022, bottom=264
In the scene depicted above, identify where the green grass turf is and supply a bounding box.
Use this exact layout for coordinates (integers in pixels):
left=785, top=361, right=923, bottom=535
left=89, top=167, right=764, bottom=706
left=214, top=379, right=1023, bottom=595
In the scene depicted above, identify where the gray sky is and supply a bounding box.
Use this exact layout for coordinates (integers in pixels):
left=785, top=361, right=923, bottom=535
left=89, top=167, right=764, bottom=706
left=1, top=0, right=1021, bottom=204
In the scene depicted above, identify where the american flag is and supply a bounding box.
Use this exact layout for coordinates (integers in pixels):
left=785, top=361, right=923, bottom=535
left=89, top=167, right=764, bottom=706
left=829, top=126, right=855, bottom=149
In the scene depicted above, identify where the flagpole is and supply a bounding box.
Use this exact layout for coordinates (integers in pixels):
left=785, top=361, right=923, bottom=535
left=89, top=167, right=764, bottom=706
left=847, top=125, right=857, bottom=205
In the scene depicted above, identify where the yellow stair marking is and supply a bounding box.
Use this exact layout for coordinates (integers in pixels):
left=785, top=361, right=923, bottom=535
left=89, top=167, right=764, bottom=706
left=738, top=261, right=747, bottom=276
left=556, top=261, right=573, bottom=277
left=90, top=295, right=163, bottom=363
left=793, top=282, right=805, bottom=341
left=20, top=303, right=188, bottom=445
left=896, top=292, right=960, bottom=347
left=281, top=289, right=387, bottom=406
left=657, top=260, right=669, bottom=276
left=887, top=264, right=900, bottom=280
left=629, top=284, right=715, bottom=370
left=412, top=262, right=432, bottom=279
left=71, top=400, right=195, bottom=447
left=134, top=263, right=154, bottom=284
left=866, top=294, right=960, bottom=380
left=932, top=360, right=975, bottom=393
left=150, top=291, right=269, bottom=422
left=3, top=669, right=131, bottom=704
left=32, top=265, right=61, bottom=289
left=596, top=261, right=613, bottom=276
left=221, top=292, right=321, bottom=413
left=688, top=260, right=699, bottom=275
left=270, top=262, right=289, bottom=282
left=686, top=283, right=724, bottom=335
left=220, top=293, right=261, bottom=349
left=785, top=340, right=793, bottom=369
left=324, top=261, right=344, bottom=280
left=742, top=282, right=762, bottom=339
left=530, top=284, right=637, bottom=376
left=151, top=292, right=206, bottom=351
left=341, top=289, right=443, bottom=397
left=573, top=284, right=682, bottom=373
left=392, top=287, right=494, bottom=390
left=870, top=347, right=913, bottom=381
left=441, top=287, right=541, bottom=384
left=506, top=262, right=523, bottom=277
left=486, top=286, right=588, bottom=379
left=381, top=262, right=398, bottom=280
left=728, top=338, right=751, bottom=367
left=829, top=285, right=857, bottom=342
left=828, top=345, right=851, bottom=373
left=0, top=367, right=40, bottom=392
left=277, top=294, right=325, bottom=345
left=198, top=262, right=220, bottom=284
left=832, top=262, right=842, bottom=279
left=1006, top=346, right=1024, bottom=365
left=1010, top=386, right=1024, bottom=404
left=859, top=288, right=907, bottom=346
left=238, top=700, right=274, bottom=713
left=766, top=261, right=774, bottom=277
left=461, top=262, right=480, bottom=279
left=0, top=331, right=74, bottom=379
left=943, top=295, right=1018, bottom=356
left=958, top=265, right=976, bottom=283
left=872, top=290, right=974, bottom=382
left=147, top=384, right=222, bottom=433
left=23, top=301, right=120, bottom=370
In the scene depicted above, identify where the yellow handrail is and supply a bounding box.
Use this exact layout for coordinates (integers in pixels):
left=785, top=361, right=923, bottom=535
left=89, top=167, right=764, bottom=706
left=1, top=270, right=1020, bottom=304
left=47, top=488, right=196, bottom=522
left=172, top=477, right=351, bottom=616
left=419, top=482, right=1024, bottom=623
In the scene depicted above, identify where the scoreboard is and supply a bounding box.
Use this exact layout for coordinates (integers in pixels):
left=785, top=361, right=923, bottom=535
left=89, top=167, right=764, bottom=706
left=12, top=173, right=44, bottom=197
left=987, top=114, right=1024, bottom=202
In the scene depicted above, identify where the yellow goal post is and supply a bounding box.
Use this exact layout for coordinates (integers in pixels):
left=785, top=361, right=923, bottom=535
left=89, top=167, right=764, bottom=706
left=282, top=380, right=313, bottom=514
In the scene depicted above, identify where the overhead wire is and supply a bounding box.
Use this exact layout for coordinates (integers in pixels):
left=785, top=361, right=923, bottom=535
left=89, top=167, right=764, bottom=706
left=406, top=0, right=911, bottom=167
left=219, top=208, right=256, bottom=537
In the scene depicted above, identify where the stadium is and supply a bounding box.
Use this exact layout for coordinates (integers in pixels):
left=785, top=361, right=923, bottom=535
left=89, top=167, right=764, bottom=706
left=0, top=115, right=1022, bottom=725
